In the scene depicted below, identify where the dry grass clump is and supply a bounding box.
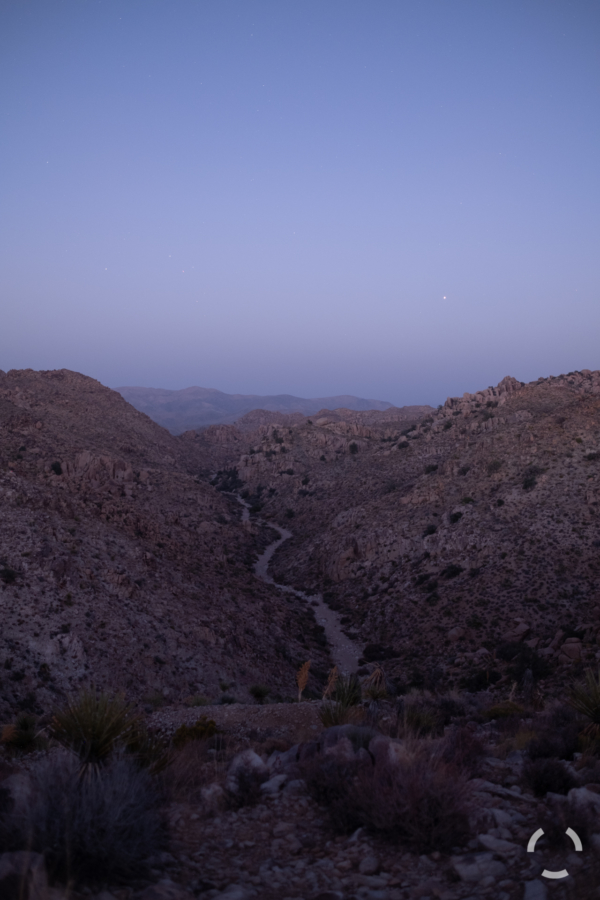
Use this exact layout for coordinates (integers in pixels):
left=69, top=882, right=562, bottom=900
left=302, top=738, right=472, bottom=852
left=5, top=750, right=164, bottom=881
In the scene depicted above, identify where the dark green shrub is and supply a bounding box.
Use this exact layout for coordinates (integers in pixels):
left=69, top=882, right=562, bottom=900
left=0, top=567, right=18, bottom=585
left=458, top=466, right=470, bottom=476
left=423, top=524, right=437, bottom=536
left=349, top=442, right=358, bottom=454
left=172, top=716, right=219, bottom=750
left=50, top=461, right=62, bottom=476
left=461, top=496, right=474, bottom=504
left=449, top=512, right=463, bottom=524
left=249, top=685, right=270, bottom=704
left=440, top=563, right=464, bottom=579
left=443, top=421, right=453, bottom=430
left=285, top=508, right=295, bottom=518
left=424, top=464, right=438, bottom=474
left=524, top=758, right=577, bottom=797
left=487, top=459, right=502, bottom=475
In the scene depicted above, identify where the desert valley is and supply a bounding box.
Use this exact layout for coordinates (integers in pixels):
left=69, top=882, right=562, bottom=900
left=1, top=367, right=600, bottom=900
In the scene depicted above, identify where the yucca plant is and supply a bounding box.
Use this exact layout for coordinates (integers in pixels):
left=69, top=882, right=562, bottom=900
left=333, top=673, right=362, bottom=707
left=569, top=668, right=600, bottom=739
left=363, top=666, right=388, bottom=701
left=319, top=700, right=364, bottom=728
left=51, top=689, right=141, bottom=768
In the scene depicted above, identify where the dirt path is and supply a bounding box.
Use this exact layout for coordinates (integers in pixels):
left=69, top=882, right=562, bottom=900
left=238, top=496, right=361, bottom=674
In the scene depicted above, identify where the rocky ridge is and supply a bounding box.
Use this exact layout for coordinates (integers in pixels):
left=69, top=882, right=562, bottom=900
left=197, top=369, right=600, bottom=696
left=0, top=368, right=330, bottom=720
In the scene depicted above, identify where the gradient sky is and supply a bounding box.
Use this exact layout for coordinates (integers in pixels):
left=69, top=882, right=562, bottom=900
left=2, top=1, right=599, bottom=407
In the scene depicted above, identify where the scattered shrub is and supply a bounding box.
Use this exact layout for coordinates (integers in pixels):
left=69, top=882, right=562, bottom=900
left=458, top=465, right=470, bottom=476
left=423, top=524, right=437, bottom=536
left=249, top=684, right=270, bottom=704
left=483, top=701, right=525, bottom=721
left=285, top=508, right=295, bottom=518
left=440, top=725, right=485, bottom=776
left=172, top=716, right=219, bottom=750
left=50, top=461, right=62, bottom=476
left=524, top=757, right=577, bottom=797
left=219, top=694, right=237, bottom=704
left=424, top=464, right=438, bottom=474
left=0, top=713, right=44, bottom=754
left=487, top=459, right=503, bottom=475
left=449, top=511, right=463, bottom=524
left=461, top=496, right=474, bottom=504
left=184, top=694, right=210, bottom=707
left=349, top=442, right=358, bottom=454
left=0, top=567, right=18, bottom=585
left=443, top=421, right=453, bottom=431
left=440, top=563, right=464, bottom=579
left=9, top=751, right=164, bottom=881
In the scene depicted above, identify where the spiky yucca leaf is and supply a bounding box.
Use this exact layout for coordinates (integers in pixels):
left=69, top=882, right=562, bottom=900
left=334, top=673, right=362, bottom=707
left=51, top=689, right=141, bottom=767
left=569, top=668, right=600, bottom=730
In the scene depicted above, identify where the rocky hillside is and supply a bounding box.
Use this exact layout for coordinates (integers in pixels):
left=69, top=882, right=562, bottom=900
left=0, top=369, right=330, bottom=720
left=202, top=369, right=600, bottom=696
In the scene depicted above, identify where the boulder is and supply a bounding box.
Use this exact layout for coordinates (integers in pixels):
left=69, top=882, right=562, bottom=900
left=224, top=749, right=268, bottom=796
left=451, top=851, right=507, bottom=882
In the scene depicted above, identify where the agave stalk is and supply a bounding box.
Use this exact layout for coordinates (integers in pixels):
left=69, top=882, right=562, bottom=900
left=296, top=660, right=311, bottom=702
left=323, top=666, right=339, bottom=700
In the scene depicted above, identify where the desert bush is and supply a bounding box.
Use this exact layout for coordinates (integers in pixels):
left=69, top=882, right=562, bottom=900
left=487, top=459, right=503, bottom=475
left=349, top=442, right=358, bottom=454
left=354, top=747, right=471, bottom=851
left=423, top=523, right=437, bottom=536
left=9, top=751, right=164, bottom=881
left=570, top=668, right=600, bottom=739
left=51, top=689, right=141, bottom=768
left=482, top=700, right=525, bottom=721
left=424, top=464, right=438, bottom=474
left=304, top=742, right=472, bottom=851
left=449, top=512, right=463, bottom=524
left=0, top=713, right=45, bottom=754
left=524, top=757, right=577, bottom=797
left=172, top=716, right=219, bottom=750
left=249, top=684, right=270, bottom=704
left=184, top=694, right=210, bottom=707
left=439, top=725, right=486, bottom=776
left=50, top=461, right=62, bottom=476
left=164, top=739, right=213, bottom=802
left=526, top=705, right=580, bottom=761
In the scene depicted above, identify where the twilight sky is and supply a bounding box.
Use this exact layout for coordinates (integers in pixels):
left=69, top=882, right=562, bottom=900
left=1, top=1, right=599, bottom=407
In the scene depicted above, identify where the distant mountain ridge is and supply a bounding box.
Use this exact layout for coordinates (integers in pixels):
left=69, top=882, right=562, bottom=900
left=115, top=384, right=397, bottom=434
